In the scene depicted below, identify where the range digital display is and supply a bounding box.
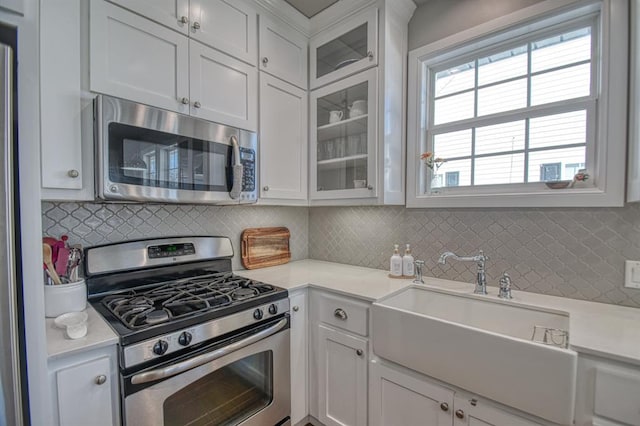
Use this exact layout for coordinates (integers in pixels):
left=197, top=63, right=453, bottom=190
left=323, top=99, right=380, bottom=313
left=148, top=243, right=196, bottom=259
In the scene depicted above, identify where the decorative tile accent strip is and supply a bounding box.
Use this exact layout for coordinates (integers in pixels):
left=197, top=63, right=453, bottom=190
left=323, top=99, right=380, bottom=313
left=309, top=205, right=640, bottom=308
left=42, top=202, right=309, bottom=271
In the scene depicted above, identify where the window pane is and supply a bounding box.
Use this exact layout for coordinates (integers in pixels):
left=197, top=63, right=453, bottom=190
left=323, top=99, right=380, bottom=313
left=478, top=45, right=527, bottom=86
left=433, top=91, right=474, bottom=125
left=527, top=147, right=586, bottom=182
left=532, top=28, right=591, bottom=73
left=434, top=62, right=475, bottom=97
left=434, top=159, right=471, bottom=187
left=433, top=129, right=472, bottom=159
left=531, top=63, right=591, bottom=105
left=529, top=110, right=587, bottom=149
left=475, top=153, right=525, bottom=185
left=476, top=121, right=525, bottom=155
left=477, top=78, right=527, bottom=116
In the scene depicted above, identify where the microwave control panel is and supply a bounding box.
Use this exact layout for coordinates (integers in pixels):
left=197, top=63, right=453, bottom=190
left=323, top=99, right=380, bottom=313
left=240, top=148, right=256, bottom=192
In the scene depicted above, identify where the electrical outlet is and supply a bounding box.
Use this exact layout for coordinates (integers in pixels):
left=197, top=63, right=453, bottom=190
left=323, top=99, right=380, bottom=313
left=624, top=260, right=640, bottom=289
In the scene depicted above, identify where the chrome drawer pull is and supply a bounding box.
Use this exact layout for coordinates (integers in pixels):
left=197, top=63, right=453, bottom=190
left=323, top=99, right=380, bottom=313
left=334, top=308, right=347, bottom=320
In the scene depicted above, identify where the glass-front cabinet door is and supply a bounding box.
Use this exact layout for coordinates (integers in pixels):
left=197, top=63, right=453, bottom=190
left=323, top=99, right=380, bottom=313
left=310, top=8, right=377, bottom=89
left=310, top=68, right=377, bottom=200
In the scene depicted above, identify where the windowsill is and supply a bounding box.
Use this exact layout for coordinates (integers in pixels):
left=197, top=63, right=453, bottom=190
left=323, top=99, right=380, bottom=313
left=407, top=187, right=624, bottom=208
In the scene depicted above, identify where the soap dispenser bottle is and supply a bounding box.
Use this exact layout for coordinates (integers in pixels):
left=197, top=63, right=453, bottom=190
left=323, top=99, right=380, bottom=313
left=403, top=244, right=414, bottom=277
left=390, top=244, right=403, bottom=277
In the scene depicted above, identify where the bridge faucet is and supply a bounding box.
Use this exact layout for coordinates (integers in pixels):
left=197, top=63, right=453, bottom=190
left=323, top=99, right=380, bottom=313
left=438, top=250, right=488, bottom=295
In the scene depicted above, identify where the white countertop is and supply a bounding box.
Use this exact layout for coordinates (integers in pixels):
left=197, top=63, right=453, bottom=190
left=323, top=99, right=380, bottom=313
left=238, top=259, right=640, bottom=366
left=46, top=304, right=118, bottom=360
left=45, top=259, right=640, bottom=366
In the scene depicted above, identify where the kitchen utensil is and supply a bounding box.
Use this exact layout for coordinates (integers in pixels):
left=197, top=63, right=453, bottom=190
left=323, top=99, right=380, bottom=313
left=43, top=243, right=61, bottom=285
left=54, top=311, right=88, bottom=339
left=241, top=227, right=291, bottom=270
left=55, top=246, right=70, bottom=276
left=348, top=100, right=367, bottom=118
left=328, top=110, right=344, bottom=123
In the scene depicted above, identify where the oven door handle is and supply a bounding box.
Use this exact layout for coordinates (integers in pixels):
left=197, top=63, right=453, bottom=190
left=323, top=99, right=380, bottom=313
left=130, top=318, right=287, bottom=385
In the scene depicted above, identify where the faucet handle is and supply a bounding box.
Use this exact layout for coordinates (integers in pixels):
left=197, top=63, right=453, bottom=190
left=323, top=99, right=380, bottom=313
left=413, top=260, right=425, bottom=284
left=498, top=273, right=513, bottom=299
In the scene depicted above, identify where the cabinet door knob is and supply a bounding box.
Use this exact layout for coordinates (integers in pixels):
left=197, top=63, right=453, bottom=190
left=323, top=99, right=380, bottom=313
left=292, top=306, right=299, bottom=312
left=192, top=21, right=200, bottom=31
left=367, top=185, right=373, bottom=190
left=193, top=101, right=201, bottom=109
left=367, top=50, right=374, bottom=59
left=356, top=349, right=363, bottom=357
left=67, top=169, right=79, bottom=178
left=179, top=16, right=188, bottom=24
left=95, top=375, right=107, bottom=385
left=333, top=308, right=347, bottom=320
left=262, top=57, right=269, bottom=66
left=263, top=186, right=269, bottom=191
left=455, top=409, right=465, bottom=419
left=440, top=402, right=449, bottom=412
left=181, top=97, right=190, bottom=105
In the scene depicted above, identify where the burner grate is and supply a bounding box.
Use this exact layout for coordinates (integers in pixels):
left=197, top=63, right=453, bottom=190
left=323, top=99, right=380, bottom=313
left=102, top=272, right=276, bottom=329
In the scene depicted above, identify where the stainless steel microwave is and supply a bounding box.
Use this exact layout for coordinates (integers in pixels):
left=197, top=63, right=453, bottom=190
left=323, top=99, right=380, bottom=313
left=95, top=95, right=257, bottom=204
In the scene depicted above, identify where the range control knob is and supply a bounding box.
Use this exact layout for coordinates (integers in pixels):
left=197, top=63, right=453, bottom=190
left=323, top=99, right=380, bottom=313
left=152, top=340, right=169, bottom=356
left=178, top=331, right=192, bottom=346
left=268, top=304, right=278, bottom=315
left=253, top=309, right=264, bottom=320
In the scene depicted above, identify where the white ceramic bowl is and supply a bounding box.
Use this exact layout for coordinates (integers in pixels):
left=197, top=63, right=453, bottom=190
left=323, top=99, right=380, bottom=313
left=54, top=311, right=88, bottom=339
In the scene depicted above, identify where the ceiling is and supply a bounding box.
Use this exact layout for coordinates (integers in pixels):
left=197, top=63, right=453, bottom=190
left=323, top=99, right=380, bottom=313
left=284, top=0, right=340, bottom=18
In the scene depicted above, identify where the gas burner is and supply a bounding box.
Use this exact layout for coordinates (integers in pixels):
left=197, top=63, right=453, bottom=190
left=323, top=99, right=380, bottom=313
left=146, top=309, right=170, bottom=324
left=232, top=287, right=258, bottom=300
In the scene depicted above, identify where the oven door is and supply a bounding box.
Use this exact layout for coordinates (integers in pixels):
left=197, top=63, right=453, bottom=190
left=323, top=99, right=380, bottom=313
left=124, top=318, right=290, bottom=426
left=95, top=95, right=257, bottom=204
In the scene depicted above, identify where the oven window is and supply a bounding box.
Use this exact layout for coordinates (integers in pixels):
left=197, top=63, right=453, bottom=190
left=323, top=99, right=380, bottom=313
left=108, top=123, right=232, bottom=192
left=163, top=351, right=273, bottom=426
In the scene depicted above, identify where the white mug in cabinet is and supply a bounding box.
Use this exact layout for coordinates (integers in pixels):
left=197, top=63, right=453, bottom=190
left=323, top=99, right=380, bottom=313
left=348, top=100, right=367, bottom=118
left=328, top=110, right=344, bottom=123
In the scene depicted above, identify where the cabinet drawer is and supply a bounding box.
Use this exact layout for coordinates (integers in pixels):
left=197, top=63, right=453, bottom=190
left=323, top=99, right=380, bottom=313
left=594, top=366, right=640, bottom=425
left=313, top=290, right=369, bottom=336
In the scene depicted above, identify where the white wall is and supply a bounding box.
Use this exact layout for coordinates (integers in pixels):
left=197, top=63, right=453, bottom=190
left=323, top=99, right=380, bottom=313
left=408, top=0, right=545, bottom=50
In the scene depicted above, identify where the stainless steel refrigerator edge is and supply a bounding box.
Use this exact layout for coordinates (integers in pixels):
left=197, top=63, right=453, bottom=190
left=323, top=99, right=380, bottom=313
left=0, top=43, right=23, bottom=426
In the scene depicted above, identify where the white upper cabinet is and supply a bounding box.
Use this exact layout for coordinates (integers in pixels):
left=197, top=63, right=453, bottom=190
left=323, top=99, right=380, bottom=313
left=310, top=8, right=378, bottom=89
left=0, top=0, right=22, bottom=15
left=259, top=73, right=307, bottom=201
left=108, top=0, right=190, bottom=34
left=189, top=0, right=257, bottom=65
left=90, top=0, right=190, bottom=114
left=40, top=0, right=83, bottom=191
left=189, top=41, right=257, bottom=130
left=259, top=14, right=307, bottom=89
left=310, top=68, right=378, bottom=201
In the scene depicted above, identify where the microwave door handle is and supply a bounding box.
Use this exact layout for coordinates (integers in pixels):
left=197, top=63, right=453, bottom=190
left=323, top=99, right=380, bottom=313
left=229, top=135, right=243, bottom=199
left=130, top=318, right=288, bottom=385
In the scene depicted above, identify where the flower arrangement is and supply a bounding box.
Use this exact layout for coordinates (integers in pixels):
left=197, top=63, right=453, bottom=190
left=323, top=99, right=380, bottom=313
left=420, top=152, right=446, bottom=171
left=573, top=169, right=589, bottom=183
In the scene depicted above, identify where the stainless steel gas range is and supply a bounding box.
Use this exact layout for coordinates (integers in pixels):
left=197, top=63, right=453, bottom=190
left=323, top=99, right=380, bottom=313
left=84, top=237, right=291, bottom=426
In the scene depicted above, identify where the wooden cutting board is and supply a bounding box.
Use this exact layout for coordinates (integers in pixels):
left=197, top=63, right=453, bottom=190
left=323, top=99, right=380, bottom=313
left=241, top=227, right=291, bottom=270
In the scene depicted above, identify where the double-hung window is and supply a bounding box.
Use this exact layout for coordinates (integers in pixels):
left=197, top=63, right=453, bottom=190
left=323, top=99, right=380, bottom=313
left=407, top=0, right=628, bottom=208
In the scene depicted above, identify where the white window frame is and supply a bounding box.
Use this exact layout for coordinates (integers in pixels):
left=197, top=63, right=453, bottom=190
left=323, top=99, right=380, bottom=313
left=406, top=0, right=628, bottom=208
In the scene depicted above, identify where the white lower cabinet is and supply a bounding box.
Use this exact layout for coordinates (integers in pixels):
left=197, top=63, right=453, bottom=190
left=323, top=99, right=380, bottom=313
left=309, top=289, right=370, bottom=426
left=370, top=360, right=543, bottom=426
left=370, top=360, right=453, bottom=426
left=317, top=324, right=368, bottom=426
left=289, top=289, right=308, bottom=425
left=49, top=345, right=119, bottom=426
